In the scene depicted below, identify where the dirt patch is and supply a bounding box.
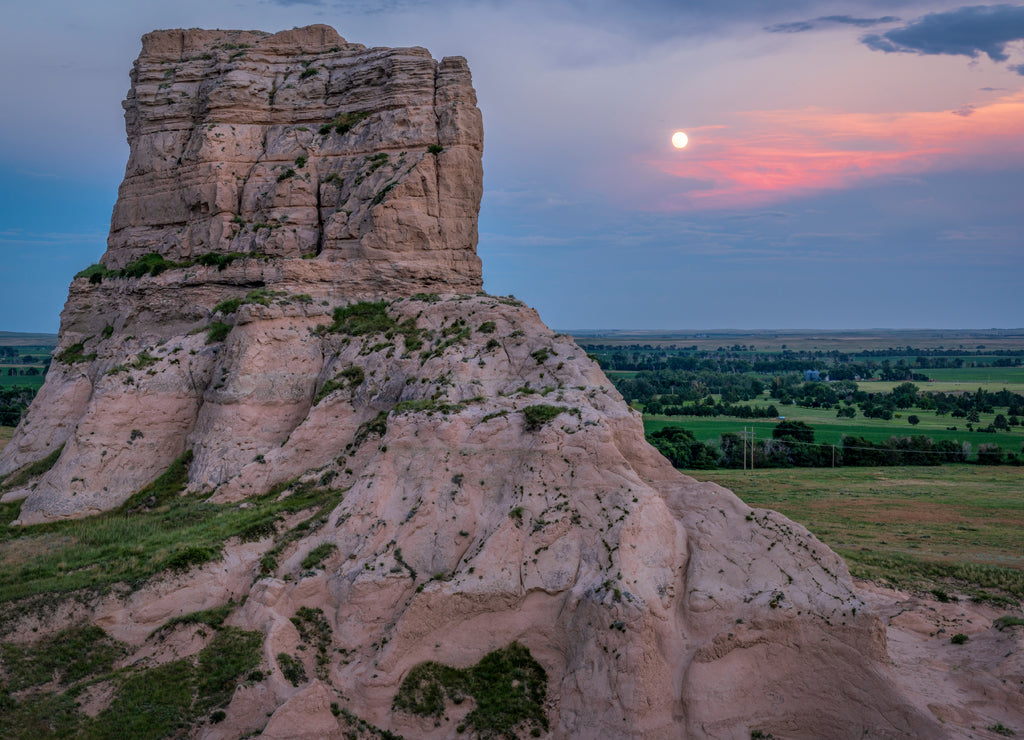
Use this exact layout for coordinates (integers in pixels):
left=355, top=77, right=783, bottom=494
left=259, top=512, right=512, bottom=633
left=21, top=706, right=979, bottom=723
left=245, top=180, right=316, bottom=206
left=857, top=581, right=1024, bottom=738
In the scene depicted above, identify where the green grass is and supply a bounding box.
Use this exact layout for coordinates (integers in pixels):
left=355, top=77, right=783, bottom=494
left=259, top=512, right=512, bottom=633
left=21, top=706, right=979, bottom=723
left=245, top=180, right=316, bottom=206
left=394, top=642, right=548, bottom=738
left=1, top=445, right=64, bottom=490
left=0, top=375, right=46, bottom=390
left=0, top=622, right=262, bottom=739
left=522, top=404, right=572, bottom=430
left=691, top=465, right=1024, bottom=602
left=0, top=461, right=346, bottom=603
left=645, top=404, right=1024, bottom=454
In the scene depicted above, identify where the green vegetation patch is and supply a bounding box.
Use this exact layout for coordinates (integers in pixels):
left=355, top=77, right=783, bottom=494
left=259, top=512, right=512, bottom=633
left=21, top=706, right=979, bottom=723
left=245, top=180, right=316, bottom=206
left=300, top=542, right=337, bottom=571
left=290, top=606, right=333, bottom=679
left=314, top=366, right=365, bottom=405
left=159, top=602, right=234, bottom=633
left=0, top=621, right=261, bottom=740
left=75, top=251, right=251, bottom=284
left=522, top=404, right=572, bottom=431
left=277, top=652, right=308, bottom=686
left=393, top=642, right=548, bottom=738
left=0, top=624, right=124, bottom=691
left=205, top=321, right=232, bottom=344
left=325, top=301, right=395, bottom=336
left=320, top=111, right=370, bottom=136
left=56, top=341, right=97, bottom=365
left=0, top=457, right=345, bottom=602
left=320, top=301, right=423, bottom=351
left=1, top=444, right=63, bottom=491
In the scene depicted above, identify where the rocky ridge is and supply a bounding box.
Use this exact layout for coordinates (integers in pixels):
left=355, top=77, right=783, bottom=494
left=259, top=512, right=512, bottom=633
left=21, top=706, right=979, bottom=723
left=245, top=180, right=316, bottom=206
left=0, top=25, right=952, bottom=739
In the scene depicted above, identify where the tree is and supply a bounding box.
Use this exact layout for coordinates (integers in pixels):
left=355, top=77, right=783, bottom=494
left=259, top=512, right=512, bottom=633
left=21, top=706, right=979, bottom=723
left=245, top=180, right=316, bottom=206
left=647, top=427, right=717, bottom=469
left=772, top=420, right=815, bottom=444
left=977, top=444, right=1004, bottom=465
left=993, top=414, right=1009, bottom=430
left=908, top=415, right=920, bottom=425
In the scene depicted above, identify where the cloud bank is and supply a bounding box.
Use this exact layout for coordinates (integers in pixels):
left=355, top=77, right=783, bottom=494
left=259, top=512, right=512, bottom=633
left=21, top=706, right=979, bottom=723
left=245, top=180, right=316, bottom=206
left=862, top=4, right=1024, bottom=74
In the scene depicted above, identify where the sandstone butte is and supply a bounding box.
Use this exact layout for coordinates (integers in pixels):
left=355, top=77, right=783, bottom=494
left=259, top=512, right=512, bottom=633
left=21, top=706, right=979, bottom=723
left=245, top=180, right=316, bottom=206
left=0, top=25, right=1003, bottom=739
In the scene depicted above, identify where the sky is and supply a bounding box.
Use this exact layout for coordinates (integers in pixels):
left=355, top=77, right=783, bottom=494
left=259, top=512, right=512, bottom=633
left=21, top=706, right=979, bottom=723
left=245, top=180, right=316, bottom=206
left=1, top=0, right=1022, bottom=332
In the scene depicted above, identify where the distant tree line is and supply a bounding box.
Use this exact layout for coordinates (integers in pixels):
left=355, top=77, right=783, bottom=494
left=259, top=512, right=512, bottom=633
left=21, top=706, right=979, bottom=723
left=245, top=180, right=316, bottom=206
left=646, top=420, right=1019, bottom=470
left=0, top=387, right=35, bottom=426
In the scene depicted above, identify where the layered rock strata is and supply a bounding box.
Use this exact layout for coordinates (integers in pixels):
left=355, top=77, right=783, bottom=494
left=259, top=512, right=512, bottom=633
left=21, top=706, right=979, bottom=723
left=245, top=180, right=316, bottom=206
left=0, top=25, right=945, bottom=739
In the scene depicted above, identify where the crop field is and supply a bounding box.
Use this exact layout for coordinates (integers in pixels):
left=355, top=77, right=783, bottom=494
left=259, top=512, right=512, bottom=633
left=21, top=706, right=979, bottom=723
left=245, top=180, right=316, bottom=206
left=0, top=335, right=54, bottom=393
left=0, top=374, right=46, bottom=391
left=646, top=404, right=1024, bottom=450
left=692, top=465, right=1024, bottom=601
left=859, top=366, right=1024, bottom=395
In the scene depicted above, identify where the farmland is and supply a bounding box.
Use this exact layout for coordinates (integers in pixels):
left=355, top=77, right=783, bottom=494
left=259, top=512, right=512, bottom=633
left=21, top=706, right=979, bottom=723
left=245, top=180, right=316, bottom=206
left=579, top=328, right=1024, bottom=465
left=0, top=333, right=56, bottom=393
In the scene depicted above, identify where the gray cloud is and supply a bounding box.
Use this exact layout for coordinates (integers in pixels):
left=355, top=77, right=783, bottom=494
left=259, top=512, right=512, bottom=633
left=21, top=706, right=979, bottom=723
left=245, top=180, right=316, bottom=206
left=766, top=15, right=899, bottom=33
left=862, top=4, right=1024, bottom=63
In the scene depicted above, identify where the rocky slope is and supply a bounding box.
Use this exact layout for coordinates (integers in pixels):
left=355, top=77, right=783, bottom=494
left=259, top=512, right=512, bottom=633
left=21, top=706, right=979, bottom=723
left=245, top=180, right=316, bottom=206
left=0, top=25, right=952, bottom=739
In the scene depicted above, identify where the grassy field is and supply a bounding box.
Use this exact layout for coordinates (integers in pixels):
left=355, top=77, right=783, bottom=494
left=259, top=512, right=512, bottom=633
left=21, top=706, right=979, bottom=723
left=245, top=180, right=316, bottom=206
left=645, top=407, right=1024, bottom=451
left=0, top=335, right=55, bottom=393
left=692, top=465, right=1024, bottom=601
left=858, top=366, right=1024, bottom=393
left=0, top=427, right=13, bottom=450
left=0, top=374, right=46, bottom=391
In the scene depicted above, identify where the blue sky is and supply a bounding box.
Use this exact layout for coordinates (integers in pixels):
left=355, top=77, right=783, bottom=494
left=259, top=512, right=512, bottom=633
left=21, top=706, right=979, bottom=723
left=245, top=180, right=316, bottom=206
left=2, top=0, right=1022, bottom=332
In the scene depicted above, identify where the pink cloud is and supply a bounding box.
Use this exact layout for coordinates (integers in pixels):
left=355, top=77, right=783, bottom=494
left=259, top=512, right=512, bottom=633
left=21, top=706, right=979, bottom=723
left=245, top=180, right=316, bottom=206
left=644, top=90, right=1024, bottom=209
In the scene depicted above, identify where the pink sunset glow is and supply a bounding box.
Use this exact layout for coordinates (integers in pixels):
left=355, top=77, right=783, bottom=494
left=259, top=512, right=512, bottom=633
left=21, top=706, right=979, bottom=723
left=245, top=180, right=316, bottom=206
left=649, top=91, right=1024, bottom=210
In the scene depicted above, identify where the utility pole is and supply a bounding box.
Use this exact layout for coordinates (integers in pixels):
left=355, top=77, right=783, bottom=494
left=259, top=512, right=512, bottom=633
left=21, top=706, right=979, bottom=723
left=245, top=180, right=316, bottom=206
left=742, top=426, right=747, bottom=471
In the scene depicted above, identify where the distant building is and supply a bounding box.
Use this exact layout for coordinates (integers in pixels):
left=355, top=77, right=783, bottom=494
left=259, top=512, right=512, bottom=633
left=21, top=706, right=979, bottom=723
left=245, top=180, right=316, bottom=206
left=804, top=370, right=821, bottom=381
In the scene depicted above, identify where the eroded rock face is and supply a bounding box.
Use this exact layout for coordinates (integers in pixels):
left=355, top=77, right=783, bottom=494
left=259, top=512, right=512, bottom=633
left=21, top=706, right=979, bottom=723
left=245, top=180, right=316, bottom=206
left=0, top=25, right=944, bottom=739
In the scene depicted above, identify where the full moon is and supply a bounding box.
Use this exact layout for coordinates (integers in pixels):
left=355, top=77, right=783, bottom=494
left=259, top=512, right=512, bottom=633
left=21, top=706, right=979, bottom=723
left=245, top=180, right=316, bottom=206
left=671, top=131, right=689, bottom=149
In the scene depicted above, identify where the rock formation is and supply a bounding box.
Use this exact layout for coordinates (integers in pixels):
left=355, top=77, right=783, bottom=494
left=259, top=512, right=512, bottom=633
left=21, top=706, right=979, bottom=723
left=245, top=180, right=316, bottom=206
left=0, top=25, right=947, bottom=739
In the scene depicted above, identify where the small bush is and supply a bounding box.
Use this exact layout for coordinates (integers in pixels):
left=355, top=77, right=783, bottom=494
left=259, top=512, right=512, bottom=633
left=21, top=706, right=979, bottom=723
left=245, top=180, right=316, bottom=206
left=206, top=321, right=232, bottom=344
left=301, top=542, right=338, bottom=570
left=277, top=168, right=296, bottom=183
left=213, top=298, right=243, bottom=315
left=164, top=546, right=219, bottom=573
left=121, top=253, right=181, bottom=278
left=428, top=144, right=444, bottom=155
left=522, top=404, right=568, bottom=431
left=277, top=653, right=308, bottom=686
left=195, top=252, right=244, bottom=270
left=56, top=341, right=96, bottom=365
left=994, top=615, right=1024, bottom=631
left=988, top=722, right=1017, bottom=736
left=950, top=633, right=969, bottom=644
left=478, top=321, right=496, bottom=334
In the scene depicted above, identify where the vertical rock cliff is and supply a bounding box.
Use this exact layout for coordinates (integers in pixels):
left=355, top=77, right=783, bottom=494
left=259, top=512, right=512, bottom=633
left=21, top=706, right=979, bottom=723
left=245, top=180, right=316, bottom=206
left=0, top=25, right=944, bottom=739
